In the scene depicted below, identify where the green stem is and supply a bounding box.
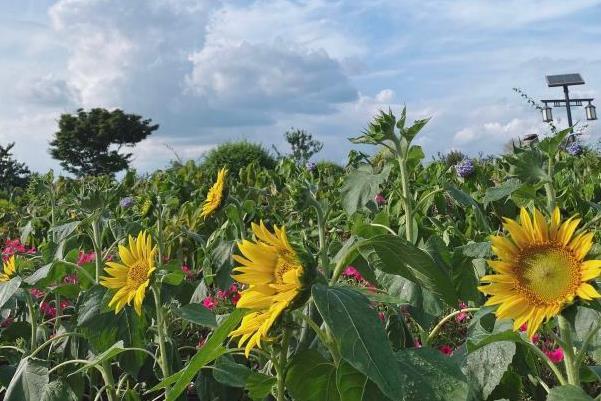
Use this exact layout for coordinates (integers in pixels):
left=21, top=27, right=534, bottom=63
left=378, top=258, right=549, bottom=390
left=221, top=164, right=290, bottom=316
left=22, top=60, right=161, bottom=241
left=558, top=314, right=579, bottom=385
left=151, top=286, right=171, bottom=383
left=92, top=218, right=102, bottom=283
left=25, top=292, right=37, bottom=351
left=395, top=142, right=413, bottom=242
left=426, top=308, right=479, bottom=345
left=525, top=341, right=567, bottom=387
left=100, top=361, right=117, bottom=401
left=544, top=155, right=556, bottom=213
left=30, top=332, right=85, bottom=358
left=275, top=324, right=291, bottom=401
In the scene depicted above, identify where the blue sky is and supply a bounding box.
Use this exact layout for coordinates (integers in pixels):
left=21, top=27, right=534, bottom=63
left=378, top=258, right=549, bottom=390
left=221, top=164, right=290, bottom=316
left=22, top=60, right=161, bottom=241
left=2, top=0, right=601, bottom=172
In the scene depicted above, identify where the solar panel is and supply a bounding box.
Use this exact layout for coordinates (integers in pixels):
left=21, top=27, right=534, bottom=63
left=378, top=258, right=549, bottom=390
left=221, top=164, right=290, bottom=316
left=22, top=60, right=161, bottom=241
left=546, top=74, right=585, bottom=87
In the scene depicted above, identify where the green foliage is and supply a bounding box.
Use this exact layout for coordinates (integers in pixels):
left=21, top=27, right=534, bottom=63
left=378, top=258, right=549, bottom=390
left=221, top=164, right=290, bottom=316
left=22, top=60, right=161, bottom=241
left=200, top=140, right=276, bottom=178
left=0, top=142, right=30, bottom=192
left=49, top=108, right=158, bottom=176
left=281, top=128, right=323, bottom=165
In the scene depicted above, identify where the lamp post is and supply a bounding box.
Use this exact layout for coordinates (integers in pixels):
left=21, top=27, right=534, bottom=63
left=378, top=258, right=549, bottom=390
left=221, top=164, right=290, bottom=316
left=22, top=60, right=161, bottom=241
left=540, top=74, right=597, bottom=137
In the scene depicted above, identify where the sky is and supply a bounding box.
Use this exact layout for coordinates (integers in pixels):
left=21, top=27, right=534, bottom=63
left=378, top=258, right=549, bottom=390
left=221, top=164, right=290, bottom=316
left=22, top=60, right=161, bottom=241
left=2, top=0, right=601, bottom=173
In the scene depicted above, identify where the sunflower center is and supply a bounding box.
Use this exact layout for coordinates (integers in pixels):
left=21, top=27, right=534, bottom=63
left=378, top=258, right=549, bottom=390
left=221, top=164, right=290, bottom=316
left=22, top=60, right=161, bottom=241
left=127, top=259, right=149, bottom=287
left=517, top=245, right=580, bottom=304
left=274, top=251, right=300, bottom=284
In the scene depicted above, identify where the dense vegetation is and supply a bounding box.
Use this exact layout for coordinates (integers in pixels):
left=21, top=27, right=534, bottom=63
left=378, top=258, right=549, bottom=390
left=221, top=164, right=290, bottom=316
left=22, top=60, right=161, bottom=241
left=0, top=108, right=600, bottom=401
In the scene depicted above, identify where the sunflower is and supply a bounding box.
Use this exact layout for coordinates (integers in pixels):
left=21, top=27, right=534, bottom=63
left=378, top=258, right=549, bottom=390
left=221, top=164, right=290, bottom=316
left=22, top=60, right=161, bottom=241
left=200, top=167, right=228, bottom=219
left=479, top=207, right=601, bottom=338
left=100, top=232, right=157, bottom=315
left=229, top=221, right=304, bottom=357
left=0, top=256, right=17, bottom=282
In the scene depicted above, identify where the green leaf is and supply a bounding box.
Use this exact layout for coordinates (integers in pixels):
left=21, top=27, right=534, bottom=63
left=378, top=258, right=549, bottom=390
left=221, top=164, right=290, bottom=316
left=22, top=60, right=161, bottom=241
left=49, top=221, right=80, bottom=243
left=0, top=277, right=21, bottom=309
left=161, top=271, right=185, bottom=286
left=356, top=235, right=457, bottom=305
left=312, top=285, right=402, bottom=400
left=395, top=348, right=470, bottom=401
left=457, top=242, right=492, bottom=258
left=340, top=165, right=391, bottom=215
left=174, top=304, right=217, bottom=328
left=546, top=385, right=594, bottom=401
left=464, top=341, right=516, bottom=400
left=212, top=355, right=250, bottom=388
left=572, top=306, right=601, bottom=363
left=483, top=178, right=522, bottom=204
left=286, top=350, right=339, bottom=401
left=73, top=341, right=126, bottom=374
left=445, top=185, right=491, bottom=231
left=4, top=357, right=49, bottom=401
left=335, top=361, right=388, bottom=401
left=163, top=308, right=247, bottom=401
left=538, top=128, right=571, bottom=157
left=41, top=380, right=78, bottom=401
left=245, top=372, right=276, bottom=401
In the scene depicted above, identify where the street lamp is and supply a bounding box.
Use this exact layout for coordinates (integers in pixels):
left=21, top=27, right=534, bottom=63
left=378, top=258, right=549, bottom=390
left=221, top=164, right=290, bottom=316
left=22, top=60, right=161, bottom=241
left=540, top=73, right=597, bottom=129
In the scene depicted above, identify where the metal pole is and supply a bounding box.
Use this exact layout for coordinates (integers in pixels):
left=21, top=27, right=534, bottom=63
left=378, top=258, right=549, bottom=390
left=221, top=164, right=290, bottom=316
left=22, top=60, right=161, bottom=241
left=564, top=85, right=573, bottom=128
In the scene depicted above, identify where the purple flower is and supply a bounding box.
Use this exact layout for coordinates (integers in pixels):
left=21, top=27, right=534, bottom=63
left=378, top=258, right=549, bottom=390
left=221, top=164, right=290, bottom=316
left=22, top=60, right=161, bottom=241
left=119, top=197, right=135, bottom=209
left=565, top=142, right=583, bottom=156
left=305, top=162, right=317, bottom=171
left=374, top=193, right=386, bottom=206
left=455, top=159, right=475, bottom=178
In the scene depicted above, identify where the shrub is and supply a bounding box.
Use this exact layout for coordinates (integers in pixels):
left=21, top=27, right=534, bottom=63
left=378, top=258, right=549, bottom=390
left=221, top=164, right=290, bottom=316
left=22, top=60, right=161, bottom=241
left=200, top=141, right=276, bottom=178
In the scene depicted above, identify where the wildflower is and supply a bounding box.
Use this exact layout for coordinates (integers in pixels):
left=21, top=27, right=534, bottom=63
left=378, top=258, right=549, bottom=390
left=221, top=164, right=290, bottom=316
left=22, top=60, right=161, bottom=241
left=181, top=264, right=194, bottom=280
left=30, top=288, right=45, bottom=299
left=545, top=347, right=564, bottom=364
left=342, top=266, right=364, bottom=282
left=200, top=167, right=228, bottom=219
left=100, top=232, right=157, bottom=315
left=455, top=159, right=475, bottom=178
left=119, top=196, right=135, bottom=209
left=1, top=317, right=13, bottom=328
left=229, top=222, right=307, bottom=357
left=202, top=296, right=218, bottom=311
left=378, top=311, right=385, bottom=322
left=64, top=274, right=78, bottom=284
left=456, top=301, right=470, bottom=323
left=59, top=299, right=72, bottom=310
left=40, top=302, right=57, bottom=319
left=565, top=142, right=583, bottom=156
left=414, top=339, right=422, bottom=348
left=439, top=344, right=454, bottom=356
left=479, top=207, right=601, bottom=338
left=374, top=193, right=386, bottom=206
left=77, top=251, right=95, bottom=266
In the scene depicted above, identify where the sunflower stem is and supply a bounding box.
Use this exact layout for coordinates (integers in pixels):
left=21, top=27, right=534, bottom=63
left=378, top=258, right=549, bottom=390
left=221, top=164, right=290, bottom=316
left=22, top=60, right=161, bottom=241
left=25, top=291, right=37, bottom=352
left=151, top=285, right=171, bottom=388
left=544, top=155, right=556, bottom=213
left=558, top=314, right=579, bottom=385
left=99, top=360, right=117, bottom=401
left=426, top=308, right=480, bottom=346
left=525, top=340, right=567, bottom=387
left=92, top=217, right=103, bottom=283
left=394, top=138, right=414, bottom=242
left=275, top=323, right=291, bottom=401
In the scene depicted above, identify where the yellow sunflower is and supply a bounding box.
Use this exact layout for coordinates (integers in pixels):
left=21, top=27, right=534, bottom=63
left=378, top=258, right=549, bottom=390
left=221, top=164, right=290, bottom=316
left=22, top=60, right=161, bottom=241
left=229, top=221, right=304, bottom=357
left=479, top=207, right=601, bottom=338
left=0, top=256, right=17, bottom=282
left=200, top=167, right=228, bottom=219
left=100, top=232, right=157, bottom=315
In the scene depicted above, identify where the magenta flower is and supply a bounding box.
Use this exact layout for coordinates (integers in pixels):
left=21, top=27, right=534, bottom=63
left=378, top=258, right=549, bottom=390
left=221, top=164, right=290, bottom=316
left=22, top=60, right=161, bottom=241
left=59, top=299, right=72, bottom=310
left=181, top=264, right=194, bottom=280
left=545, top=347, right=564, bottom=364
left=0, top=317, right=13, bottom=328
left=77, top=251, right=96, bottom=266
left=30, top=288, right=45, bottom=299
left=439, top=344, right=453, bottom=356
left=40, top=302, right=57, bottom=319
left=202, top=296, right=218, bottom=311
left=342, top=266, right=364, bottom=282
left=63, top=274, right=78, bottom=284
left=374, top=193, right=386, bottom=206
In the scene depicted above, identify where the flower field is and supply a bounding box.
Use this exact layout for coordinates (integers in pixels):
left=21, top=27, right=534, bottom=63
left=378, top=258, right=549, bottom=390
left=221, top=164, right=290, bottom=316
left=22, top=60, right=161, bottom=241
left=0, top=109, right=601, bottom=401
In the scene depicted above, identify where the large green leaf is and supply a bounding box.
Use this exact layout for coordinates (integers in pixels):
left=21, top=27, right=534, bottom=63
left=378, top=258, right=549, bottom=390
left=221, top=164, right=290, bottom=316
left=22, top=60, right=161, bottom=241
left=286, top=350, right=339, bottom=401
left=445, top=184, right=491, bottom=231
left=395, top=348, right=470, bottom=401
left=312, top=285, right=402, bottom=400
left=162, top=308, right=247, bottom=401
left=174, top=303, right=217, bottom=328
left=0, top=277, right=21, bottom=309
left=4, top=357, right=49, bottom=401
left=340, top=165, right=391, bottom=215
left=356, top=235, right=457, bottom=305
left=483, top=178, right=522, bottom=204
left=245, top=372, right=276, bottom=401
left=572, top=306, right=601, bottom=363
left=546, top=385, right=594, bottom=401
left=72, top=341, right=126, bottom=374
left=335, top=362, right=388, bottom=401
left=463, top=341, right=516, bottom=400
left=40, top=380, right=78, bottom=401
left=212, top=355, right=250, bottom=388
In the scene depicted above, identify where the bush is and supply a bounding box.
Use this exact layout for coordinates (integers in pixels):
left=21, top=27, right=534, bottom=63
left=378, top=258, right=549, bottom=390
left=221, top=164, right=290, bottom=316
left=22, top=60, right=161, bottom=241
left=200, top=141, right=276, bottom=178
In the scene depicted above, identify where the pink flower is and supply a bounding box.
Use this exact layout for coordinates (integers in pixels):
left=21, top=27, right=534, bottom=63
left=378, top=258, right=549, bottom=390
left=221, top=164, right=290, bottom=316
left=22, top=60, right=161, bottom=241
left=455, top=311, right=468, bottom=323
left=378, top=311, right=385, bottom=322
left=202, top=296, right=218, bottom=311
left=2, top=239, right=35, bottom=259
left=532, top=333, right=540, bottom=343
left=197, top=336, right=206, bottom=348
left=40, top=302, right=56, bottom=319
left=30, top=288, right=45, bottom=299
left=342, top=266, right=364, bottom=282
left=181, top=264, right=194, bottom=280
left=374, top=193, right=386, bottom=206
left=59, top=299, right=72, bottom=310
left=77, top=251, right=95, bottom=266
left=216, top=289, right=227, bottom=299
left=439, top=344, right=454, bottom=356
left=63, top=274, right=78, bottom=284
left=545, top=347, right=564, bottom=364
left=519, top=323, right=528, bottom=332
left=414, top=339, right=422, bottom=348
left=230, top=291, right=241, bottom=305
left=1, top=317, right=13, bottom=328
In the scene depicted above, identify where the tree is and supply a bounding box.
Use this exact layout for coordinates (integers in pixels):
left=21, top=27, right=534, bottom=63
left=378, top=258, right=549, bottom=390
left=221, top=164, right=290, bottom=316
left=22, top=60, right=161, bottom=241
left=283, top=128, right=323, bottom=165
left=0, top=142, right=30, bottom=189
left=201, top=141, right=276, bottom=178
left=49, top=108, right=158, bottom=176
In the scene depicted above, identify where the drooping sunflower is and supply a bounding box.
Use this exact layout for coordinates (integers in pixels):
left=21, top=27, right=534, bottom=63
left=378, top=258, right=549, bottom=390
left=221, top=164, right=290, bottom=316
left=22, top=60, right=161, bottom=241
left=229, top=221, right=306, bottom=357
left=0, top=256, right=17, bottom=282
left=200, top=167, right=228, bottom=219
left=479, top=207, right=601, bottom=338
left=100, top=232, right=157, bottom=315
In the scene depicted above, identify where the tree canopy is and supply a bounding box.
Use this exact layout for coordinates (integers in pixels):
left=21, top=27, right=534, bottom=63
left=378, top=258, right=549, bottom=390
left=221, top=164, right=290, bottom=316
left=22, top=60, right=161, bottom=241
left=0, top=142, right=30, bottom=190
